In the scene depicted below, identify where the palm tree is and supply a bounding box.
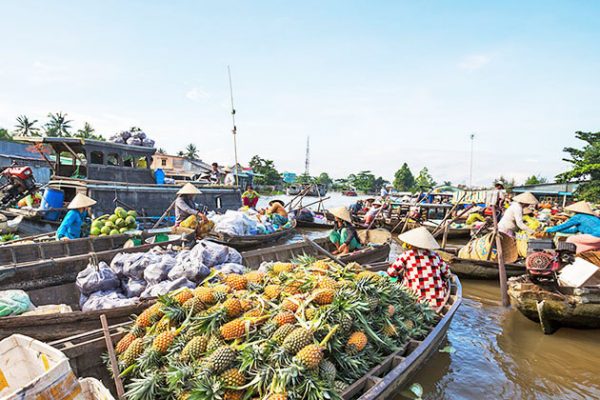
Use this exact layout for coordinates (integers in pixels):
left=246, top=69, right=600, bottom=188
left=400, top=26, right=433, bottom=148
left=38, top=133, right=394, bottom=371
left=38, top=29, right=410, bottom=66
left=14, top=115, right=40, bottom=137
left=176, top=150, right=185, bottom=157
left=157, top=148, right=166, bottom=154
left=74, top=122, right=96, bottom=139
left=184, top=143, right=199, bottom=160
left=44, top=112, right=72, bottom=137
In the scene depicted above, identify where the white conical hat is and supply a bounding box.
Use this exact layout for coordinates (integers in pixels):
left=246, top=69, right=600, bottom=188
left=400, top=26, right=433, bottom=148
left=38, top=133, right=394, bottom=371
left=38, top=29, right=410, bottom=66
left=329, top=206, right=352, bottom=223
left=177, top=183, right=202, bottom=195
left=398, top=226, right=440, bottom=250
left=68, top=193, right=97, bottom=209
left=565, top=201, right=595, bottom=216
left=513, top=192, right=538, bottom=205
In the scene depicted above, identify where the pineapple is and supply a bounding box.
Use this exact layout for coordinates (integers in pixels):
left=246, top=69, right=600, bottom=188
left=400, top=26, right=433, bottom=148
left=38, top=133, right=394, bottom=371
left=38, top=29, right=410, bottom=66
left=387, top=304, right=396, bottom=317
left=244, top=271, right=265, bottom=284
left=333, top=381, right=348, bottom=394
left=346, top=331, right=368, bottom=354
left=180, top=335, right=209, bottom=361
left=266, top=393, right=288, bottom=400
left=356, top=270, right=380, bottom=281
left=115, top=333, right=135, bottom=354
left=182, top=296, right=205, bottom=316
left=173, top=288, right=194, bottom=305
left=282, top=328, right=313, bottom=354
left=220, top=319, right=248, bottom=340
left=312, top=288, right=335, bottom=305
left=195, top=287, right=216, bottom=304
left=204, top=345, right=238, bottom=374
left=319, top=359, right=337, bottom=382
left=223, top=390, right=243, bottom=400
left=135, top=303, right=163, bottom=328
left=263, top=285, right=281, bottom=300
left=339, top=314, right=354, bottom=333
left=220, top=368, right=245, bottom=387
left=153, top=330, right=176, bottom=354
left=271, top=323, right=296, bottom=345
left=272, top=262, right=294, bottom=273
left=366, top=296, right=380, bottom=311
left=239, top=298, right=254, bottom=312
left=130, top=324, right=146, bottom=338
left=295, top=344, right=323, bottom=369
left=120, top=337, right=144, bottom=367
left=317, top=276, right=338, bottom=290
left=281, top=297, right=299, bottom=313
left=272, top=311, right=295, bottom=327
left=222, top=298, right=243, bottom=318
left=207, top=335, right=226, bottom=353
left=224, top=274, right=248, bottom=291
left=383, top=323, right=398, bottom=337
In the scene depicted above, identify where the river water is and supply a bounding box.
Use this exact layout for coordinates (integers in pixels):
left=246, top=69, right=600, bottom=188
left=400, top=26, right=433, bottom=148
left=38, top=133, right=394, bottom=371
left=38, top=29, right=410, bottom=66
left=258, top=192, right=600, bottom=400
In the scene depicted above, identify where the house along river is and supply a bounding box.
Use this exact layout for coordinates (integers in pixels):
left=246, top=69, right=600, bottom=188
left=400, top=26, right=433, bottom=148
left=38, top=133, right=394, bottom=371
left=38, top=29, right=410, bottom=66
left=257, top=193, right=600, bottom=399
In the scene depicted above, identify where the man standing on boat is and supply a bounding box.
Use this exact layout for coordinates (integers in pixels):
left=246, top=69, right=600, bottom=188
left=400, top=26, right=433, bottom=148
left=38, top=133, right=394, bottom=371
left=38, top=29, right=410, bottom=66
left=210, top=162, right=222, bottom=183
left=56, top=193, right=96, bottom=240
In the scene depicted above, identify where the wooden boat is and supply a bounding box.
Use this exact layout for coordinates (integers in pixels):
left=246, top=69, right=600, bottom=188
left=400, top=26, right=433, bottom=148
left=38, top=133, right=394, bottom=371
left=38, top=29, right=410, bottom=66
left=0, top=236, right=182, bottom=341
left=342, top=190, right=358, bottom=196
left=439, top=250, right=525, bottom=280
left=241, top=229, right=392, bottom=269
left=294, top=211, right=334, bottom=229
left=51, top=275, right=461, bottom=399
left=286, top=184, right=327, bottom=197
left=207, top=220, right=297, bottom=250
left=508, top=275, right=600, bottom=334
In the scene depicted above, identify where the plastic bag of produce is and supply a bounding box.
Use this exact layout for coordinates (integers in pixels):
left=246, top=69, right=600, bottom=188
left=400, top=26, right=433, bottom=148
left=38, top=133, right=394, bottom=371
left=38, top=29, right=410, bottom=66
left=76, top=261, right=121, bottom=296
left=82, top=290, right=138, bottom=312
left=191, top=240, right=229, bottom=267
left=214, top=263, right=245, bottom=275
left=141, top=277, right=195, bottom=299
left=124, top=253, right=162, bottom=280
left=0, top=290, right=33, bottom=317
left=124, top=278, right=147, bottom=298
left=142, top=138, right=155, bottom=148
left=225, top=247, right=242, bottom=264
left=168, top=260, right=210, bottom=283
left=120, top=130, right=132, bottom=140
left=110, top=252, right=138, bottom=277
left=126, top=137, right=142, bottom=146
left=144, top=256, right=177, bottom=285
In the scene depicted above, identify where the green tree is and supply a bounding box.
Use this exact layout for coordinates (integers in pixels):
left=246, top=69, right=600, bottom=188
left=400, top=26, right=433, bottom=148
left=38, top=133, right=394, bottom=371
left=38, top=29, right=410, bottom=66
left=184, top=144, right=199, bottom=160
left=0, top=128, right=12, bottom=141
left=374, top=176, right=390, bottom=193
left=315, top=172, right=332, bottom=188
left=14, top=115, right=40, bottom=137
left=44, top=112, right=72, bottom=137
left=494, top=176, right=516, bottom=190
left=248, top=155, right=282, bottom=185
left=332, top=178, right=350, bottom=191
left=157, top=148, right=166, bottom=154
left=442, top=181, right=452, bottom=186
left=176, top=150, right=185, bottom=157
left=556, top=131, right=600, bottom=201
left=414, top=167, right=436, bottom=190
left=393, top=163, right=415, bottom=191
left=296, top=173, right=314, bottom=185
left=348, top=170, right=376, bottom=193
left=524, top=175, right=548, bottom=185
left=74, top=122, right=104, bottom=141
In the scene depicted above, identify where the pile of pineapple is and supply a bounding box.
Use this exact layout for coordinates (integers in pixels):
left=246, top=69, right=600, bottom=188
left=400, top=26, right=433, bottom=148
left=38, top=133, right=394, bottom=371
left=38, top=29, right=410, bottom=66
left=114, top=257, right=437, bottom=400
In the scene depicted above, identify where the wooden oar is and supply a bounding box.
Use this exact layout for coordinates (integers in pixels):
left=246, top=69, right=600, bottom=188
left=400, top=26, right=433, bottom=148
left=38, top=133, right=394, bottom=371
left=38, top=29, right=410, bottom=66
left=152, top=199, right=176, bottom=229
left=303, top=235, right=347, bottom=267
left=491, top=205, right=509, bottom=306
left=100, top=314, right=125, bottom=398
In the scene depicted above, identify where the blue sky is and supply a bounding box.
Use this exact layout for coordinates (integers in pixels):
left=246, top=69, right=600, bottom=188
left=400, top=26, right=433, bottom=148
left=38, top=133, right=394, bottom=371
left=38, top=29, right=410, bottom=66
left=1, top=1, right=599, bottom=186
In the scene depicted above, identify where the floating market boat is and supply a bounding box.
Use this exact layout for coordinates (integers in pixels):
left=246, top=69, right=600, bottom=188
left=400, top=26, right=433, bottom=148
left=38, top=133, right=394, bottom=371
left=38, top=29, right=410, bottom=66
left=294, top=211, right=334, bottom=229
left=207, top=220, right=297, bottom=250
left=508, top=275, right=600, bottom=334
left=439, top=250, right=526, bottom=280
left=3, top=137, right=242, bottom=233
left=50, top=275, right=462, bottom=399
left=241, top=229, right=392, bottom=269
left=286, top=183, right=328, bottom=197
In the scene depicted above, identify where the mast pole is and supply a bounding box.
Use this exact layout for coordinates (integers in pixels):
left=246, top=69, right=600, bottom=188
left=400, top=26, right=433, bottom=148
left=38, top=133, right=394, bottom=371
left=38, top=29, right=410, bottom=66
left=228, top=65, right=240, bottom=187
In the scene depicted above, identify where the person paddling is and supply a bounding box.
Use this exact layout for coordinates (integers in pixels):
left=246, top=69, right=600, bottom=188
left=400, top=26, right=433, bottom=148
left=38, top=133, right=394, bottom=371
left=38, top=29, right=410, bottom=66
left=387, top=226, right=451, bottom=309
left=56, top=193, right=96, bottom=240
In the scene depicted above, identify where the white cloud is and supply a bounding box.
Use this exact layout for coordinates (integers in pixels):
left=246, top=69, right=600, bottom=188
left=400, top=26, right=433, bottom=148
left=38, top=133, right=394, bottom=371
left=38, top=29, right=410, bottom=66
left=185, top=87, right=209, bottom=102
left=458, top=54, right=491, bottom=71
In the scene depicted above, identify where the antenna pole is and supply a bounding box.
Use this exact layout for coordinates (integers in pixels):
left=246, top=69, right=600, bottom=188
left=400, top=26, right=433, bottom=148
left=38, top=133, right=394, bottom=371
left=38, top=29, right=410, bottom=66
left=469, top=133, right=475, bottom=188
left=228, top=65, right=240, bottom=187
left=304, top=136, right=310, bottom=176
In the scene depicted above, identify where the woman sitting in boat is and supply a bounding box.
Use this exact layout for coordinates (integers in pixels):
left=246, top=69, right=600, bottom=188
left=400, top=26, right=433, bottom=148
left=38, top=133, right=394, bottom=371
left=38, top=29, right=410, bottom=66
left=497, top=192, right=539, bottom=237
left=241, top=185, right=259, bottom=209
left=328, top=206, right=361, bottom=255
left=260, top=200, right=289, bottom=227
left=387, top=226, right=451, bottom=309
left=56, top=193, right=97, bottom=240
left=545, top=201, right=600, bottom=253
left=175, top=183, right=208, bottom=224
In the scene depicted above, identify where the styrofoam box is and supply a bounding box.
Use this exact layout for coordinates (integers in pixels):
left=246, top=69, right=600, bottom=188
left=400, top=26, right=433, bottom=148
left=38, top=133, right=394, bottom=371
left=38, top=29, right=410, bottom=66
left=0, top=334, right=82, bottom=400
left=79, top=378, right=115, bottom=400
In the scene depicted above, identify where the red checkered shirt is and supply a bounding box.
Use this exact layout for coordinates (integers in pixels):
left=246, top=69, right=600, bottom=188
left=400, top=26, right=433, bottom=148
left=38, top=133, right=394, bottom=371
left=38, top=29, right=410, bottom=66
left=387, top=248, right=451, bottom=309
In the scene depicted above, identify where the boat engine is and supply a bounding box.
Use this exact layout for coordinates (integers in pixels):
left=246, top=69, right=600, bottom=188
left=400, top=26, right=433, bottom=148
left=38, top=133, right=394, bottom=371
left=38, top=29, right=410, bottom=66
left=526, top=241, right=577, bottom=282
left=0, top=166, right=37, bottom=206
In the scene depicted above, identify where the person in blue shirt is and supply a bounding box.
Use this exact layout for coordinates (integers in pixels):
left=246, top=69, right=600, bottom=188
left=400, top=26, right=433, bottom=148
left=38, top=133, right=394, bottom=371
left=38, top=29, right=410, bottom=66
left=56, top=193, right=97, bottom=240
left=546, top=201, right=600, bottom=253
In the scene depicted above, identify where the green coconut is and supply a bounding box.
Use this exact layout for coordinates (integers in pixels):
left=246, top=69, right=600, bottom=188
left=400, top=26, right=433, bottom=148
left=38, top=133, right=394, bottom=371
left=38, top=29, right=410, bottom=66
left=108, top=214, right=118, bottom=223
left=109, top=229, right=120, bottom=235
left=91, top=220, right=104, bottom=230
left=119, top=227, right=128, bottom=233
left=90, top=227, right=101, bottom=236
left=115, top=218, right=125, bottom=228
left=115, top=207, right=127, bottom=219
left=127, top=210, right=138, bottom=218
left=125, top=216, right=136, bottom=226
left=100, top=226, right=111, bottom=235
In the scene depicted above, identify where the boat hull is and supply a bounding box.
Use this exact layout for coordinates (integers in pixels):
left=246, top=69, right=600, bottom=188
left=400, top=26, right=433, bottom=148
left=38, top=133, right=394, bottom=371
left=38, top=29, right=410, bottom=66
left=207, top=222, right=297, bottom=250
left=508, top=276, right=600, bottom=333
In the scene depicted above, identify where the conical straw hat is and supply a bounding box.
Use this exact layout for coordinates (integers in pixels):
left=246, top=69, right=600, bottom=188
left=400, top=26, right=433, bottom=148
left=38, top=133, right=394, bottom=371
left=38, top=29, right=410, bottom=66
left=329, top=206, right=352, bottom=223
left=68, top=193, right=97, bottom=209
left=565, top=201, right=595, bottom=216
left=513, top=192, right=538, bottom=205
left=398, top=226, right=440, bottom=250
left=177, top=183, right=202, bottom=195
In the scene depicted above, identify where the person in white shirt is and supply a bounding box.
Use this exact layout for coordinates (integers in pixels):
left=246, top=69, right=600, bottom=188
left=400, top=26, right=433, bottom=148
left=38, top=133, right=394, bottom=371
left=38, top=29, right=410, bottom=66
left=487, top=182, right=506, bottom=209
left=223, top=167, right=236, bottom=186
left=498, top=192, right=538, bottom=237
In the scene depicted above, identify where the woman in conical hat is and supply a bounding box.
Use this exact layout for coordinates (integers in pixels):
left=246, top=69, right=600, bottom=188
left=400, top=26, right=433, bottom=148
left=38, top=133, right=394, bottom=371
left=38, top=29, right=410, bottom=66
left=56, top=193, right=97, bottom=240
left=328, top=206, right=361, bottom=255
left=546, top=201, right=600, bottom=253
left=175, top=183, right=208, bottom=226
left=497, top=191, right=539, bottom=237
left=387, top=227, right=451, bottom=309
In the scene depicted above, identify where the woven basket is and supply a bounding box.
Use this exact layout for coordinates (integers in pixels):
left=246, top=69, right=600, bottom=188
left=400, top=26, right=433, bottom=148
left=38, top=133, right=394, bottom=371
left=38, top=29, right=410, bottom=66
left=579, top=250, right=600, bottom=267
